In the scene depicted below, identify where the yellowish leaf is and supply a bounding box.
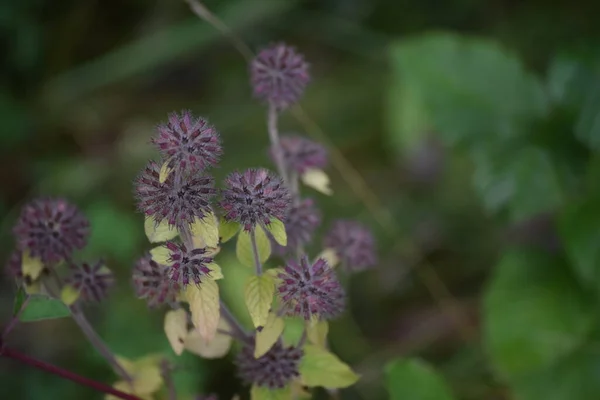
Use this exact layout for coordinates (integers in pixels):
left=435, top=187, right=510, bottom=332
left=316, top=248, right=339, bottom=268
left=159, top=160, right=172, bottom=184
left=150, top=245, right=171, bottom=265
left=291, top=380, right=312, bottom=400
left=190, top=213, right=219, bottom=248
left=244, top=275, right=275, bottom=328
left=236, top=226, right=271, bottom=268
left=106, top=355, right=164, bottom=400
left=266, top=218, right=287, bottom=246
left=255, top=312, right=285, bottom=358
left=251, top=384, right=292, bottom=400
left=219, top=217, right=240, bottom=243
left=184, top=318, right=232, bottom=359
left=21, top=251, right=43, bottom=281
left=207, top=262, right=224, bottom=280
left=185, top=280, right=220, bottom=341
left=144, top=217, right=178, bottom=243
left=307, top=319, right=328, bottom=348
left=60, top=284, right=80, bottom=306
left=299, top=345, right=359, bottom=388
left=164, top=309, right=188, bottom=356
left=24, top=281, right=42, bottom=295
left=301, top=168, right=332, bottom=195
left=265, top=267, right=284, bottom=283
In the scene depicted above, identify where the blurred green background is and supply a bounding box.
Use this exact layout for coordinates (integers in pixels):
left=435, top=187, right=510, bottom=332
left=3, top=0, right=600, bottom=399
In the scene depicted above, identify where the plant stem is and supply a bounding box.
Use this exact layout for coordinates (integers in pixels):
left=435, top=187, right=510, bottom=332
left=219, top=300, right=250, bottom=343
left=160, top=360, right=177, bottom=400
left=0, top=344, right=141, bottom=400
left=267, top=103, right=289, bottom=184
left=70, top=308, right=132, bottom=382
left=250, top=228, right=263, bottom=276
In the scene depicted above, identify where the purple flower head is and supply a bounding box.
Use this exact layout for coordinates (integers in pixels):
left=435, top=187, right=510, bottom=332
left=273, top=198, right=321, bottom=256
left=250, top=43, right=310, bottom=110
left=13, top=198, right=89, bottom=264
left=221, top=169, right=291, bottom=232
left=152, top=111, right=222, bottom=174
left=235, top=340, right=303, bottom=389
left=272, top=135, right=327, bottom=174
left=277, top=256, right=345, bottom=321
left=165, top=241, right=213, bottom=286
left=135, top=160, right=216, bottom=230
left=5, top=250, right=22, bottom=280
left=68, top=261, right=114, bottom=302
left=324, top=220, right=377, bottom=272
left=132, top=254, right=180, bottom=308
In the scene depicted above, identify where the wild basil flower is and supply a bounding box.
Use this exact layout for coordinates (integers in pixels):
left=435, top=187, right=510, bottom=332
left=68, top=261, right=114, bottom=302
left=152, top=110, right=222, bottom=174
left=277, top=256, right=345, bottom=321
left=250, top=43, right=310, bottom=109
left=132, top=255, right=179, bottom=308
left=221, top=169, right=291, bottom=232
left=273, top=198, right=321, bottom=255
left=324, top=220, right=377, bottom=272
left=236, top=340, right=303, bottom=389
left=164, top=241, right=213, bottom=286
left=272, top=135, right=327, bottom=174
left=13, top=198, right=89, bottom=264
left=135, top=160, right=216, bottom=231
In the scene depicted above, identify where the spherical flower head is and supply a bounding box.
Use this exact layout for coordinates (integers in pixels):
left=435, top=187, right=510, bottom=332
left=68, top=261, right=114, bottom=302
left=324, top=220, right=377, bottom=272
left=235, top=340, right=303, bottom=389
left=152, top=110, right=222, bottom=174
left=272, top=135, right=327, bottom=174
left=132, top=254, right=180, bottom=308
left=165, top=241, right=213, bottom=286
left=250, top=43, right=310, bottom=110
left=273, top=198, right=321, bottom=256
left=221, top=169, right=291, bottom=232
left=13, top=198, right=89, bottom=264
left=277, top=256, right=345, bottom=321
left=135, top=160, right=216, bottom=230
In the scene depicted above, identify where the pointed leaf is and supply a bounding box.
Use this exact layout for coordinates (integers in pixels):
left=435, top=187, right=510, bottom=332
left=150, top=245, right=171, bottom=265
left=60, top=284, right=80, bottom=306
left=144, top=217, right=178, bottom=243
left=255, top=312, right=285, bottom=358
left=185, top=279, right=220, bottom=341
left=207, top=262, right=224, bottom=280
left=251, top=385, right=291, bottom=400
left=164, top=309, right=188, bottom=355
left=385, top=358, right=456, bottom=400
left=299, top=344, right=359, bottom=389
left=266, top=218, right=287, bottom=246
left=184, top=318, right=232, bottom=359
left=236, top=226, right=271, bottom=268
left=301, top=168, right=332, bottom=195
left=12, top=286, right=26, bottom=315
left=307, top=319, right=328, bottom=348
left=19, top=295, right=71, bottom=322
left=190, top=213, right=219, bottom=248
left=21, top=251, right=44, bottom=281
left=219, top=217, right=240, bottom=243
left=244, top=275, right=275, bottom=328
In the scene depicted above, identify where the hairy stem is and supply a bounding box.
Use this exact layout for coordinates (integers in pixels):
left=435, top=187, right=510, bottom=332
left=0, top=344, right=141, bottom=400
left=219, top=300, right=250, bottom=343
left=267, top=103, right=289, bottom=184
left=250, top=228, right=263, bottom=276
left=160, top=360, right=177, bottom=400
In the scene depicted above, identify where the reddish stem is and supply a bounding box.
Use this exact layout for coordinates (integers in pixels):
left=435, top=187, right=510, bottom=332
left=0, top=344, right=141, bottom=400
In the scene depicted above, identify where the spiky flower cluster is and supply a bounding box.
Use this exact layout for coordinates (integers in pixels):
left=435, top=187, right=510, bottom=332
left=4, top=250, right=23, bottom=280
left=132, top=255, right=179, bottom=307
left=68, top=261, right=114, bottom=302
left=221, top=169, right=291, bottom=231
left=164, top=241, right=213, bottom=286
left=324, top=220, right=377, bottom=272
left=13, top=198, right=89, bottom=264
left=273, top=135, right=327, bottom=174
left=277, top=256, right=345, bottom=320
left=236, top=340, right=303, bottom=389
left=273, top=198, right=321, bottom=255
left=250, top=43, right=310, bottom=110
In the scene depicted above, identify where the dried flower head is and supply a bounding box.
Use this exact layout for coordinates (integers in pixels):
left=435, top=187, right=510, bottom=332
left=132, top=255, right=179, bottom=307
left=68, top=261, right=114, bottom=302
left=250, top=43, right=310, bottom=109
left=152, top=110, right=222, bottom=173
left=236, top=340, right=303, bottom=389
left=324, top=220, right=377, bottom=272
left=164, top=241, right=213, bottom=286
left=13, top=198, right=89, bottom=264
left=277, top=256, right=345, bottom=320
left=273, top=198, right=321, bottom=255
left=221, top=169, right=291, bottom=232
left=135, top=160, right=216, bottom=230
left=272, top=135, right=327, bottom=174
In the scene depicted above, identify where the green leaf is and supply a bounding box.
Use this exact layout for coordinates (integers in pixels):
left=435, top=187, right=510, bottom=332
left=266, top=218, right=287, bottom=246
left=236, top=226, right=271, bottom=268
left=20, top=295, right=71, bottom=322
left=483, top=249, right=593, bottom=379
left=306, top=319, right=328, bottom=348
left=184, top=280, right=220, bottom=342
left=386, top=358, right=456, bottom=400
left=13, top=286, right=26, bottom=315
left=251, top=385, right=291, bottom=400
left=150, top=245, right=171, bottom=265
left=299, top=344, right=359, bottom=389
left=144, top=217, right=178, bottom=243
left=219, top=217, right=240, bottom=243
left=190, top=213, right=219, bottom=248
left=244, top=275, right=275, bottom=328
left=255, top=312, right=285, bottom=358
left=575, top=80, right=600, bottom=150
